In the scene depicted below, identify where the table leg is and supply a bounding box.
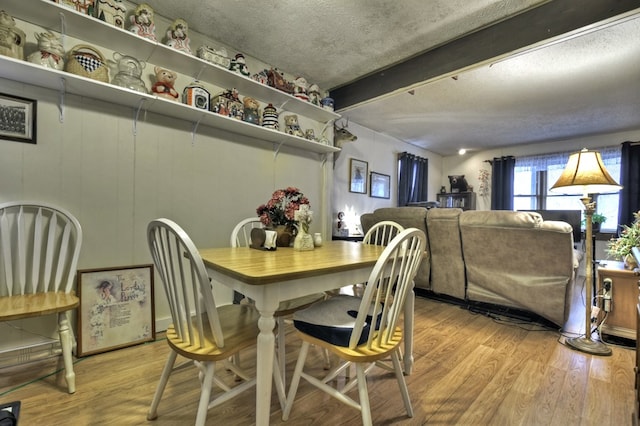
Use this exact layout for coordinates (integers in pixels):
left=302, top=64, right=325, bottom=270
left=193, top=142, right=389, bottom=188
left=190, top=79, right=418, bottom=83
left=254, top=295, right=277, bottom=426
left=403, top=286, right=415, bottom=375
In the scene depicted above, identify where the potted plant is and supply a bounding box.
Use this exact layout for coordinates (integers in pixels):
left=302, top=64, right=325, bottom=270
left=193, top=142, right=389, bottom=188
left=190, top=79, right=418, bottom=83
left=582, top=212, right=606, bottom=233
left=606, top=210, right=640, bottom=268
left=256, top=187, right=310, bottom=246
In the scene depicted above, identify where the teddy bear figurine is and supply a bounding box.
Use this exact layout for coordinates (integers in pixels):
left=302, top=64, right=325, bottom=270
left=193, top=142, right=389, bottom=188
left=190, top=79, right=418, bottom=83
left=284, top=114, right=305, bottom=138
left=242, top=97, right=260, bottom=125
left=151, top=66, right=179, bottom=101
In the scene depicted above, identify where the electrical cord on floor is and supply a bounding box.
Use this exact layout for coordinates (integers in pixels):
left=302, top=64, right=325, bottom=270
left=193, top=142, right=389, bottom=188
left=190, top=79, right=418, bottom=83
left=464, top=305, right=560, bottom=332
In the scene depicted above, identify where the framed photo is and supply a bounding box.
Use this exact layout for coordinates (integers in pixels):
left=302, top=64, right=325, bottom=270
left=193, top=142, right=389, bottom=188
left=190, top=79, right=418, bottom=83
left=349, top=158, right=368, bottom=194
left=0, top=94, right=37, bottom=144
left=370, top=172, right=391, bottom=199
left=77, top=264, right=155, bottom=357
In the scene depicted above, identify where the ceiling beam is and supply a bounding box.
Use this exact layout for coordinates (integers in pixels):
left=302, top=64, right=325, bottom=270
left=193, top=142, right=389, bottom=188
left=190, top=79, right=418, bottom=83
left=330, top=0, right=639, bottom=110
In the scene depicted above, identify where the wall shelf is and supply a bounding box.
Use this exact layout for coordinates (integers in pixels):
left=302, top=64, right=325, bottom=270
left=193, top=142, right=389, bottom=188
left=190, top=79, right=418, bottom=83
left=2, top=0, right=341, bottom=154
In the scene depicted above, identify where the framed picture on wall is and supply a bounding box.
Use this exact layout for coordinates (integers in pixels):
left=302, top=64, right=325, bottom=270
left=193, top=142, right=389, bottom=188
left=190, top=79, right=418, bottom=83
left=349, top=158, right=368, bottom=194
left=77, top=264, right=155, bottom=356
left=0, top=93, right=37, bottom=144
left=370, top=172, right=391, bottom=199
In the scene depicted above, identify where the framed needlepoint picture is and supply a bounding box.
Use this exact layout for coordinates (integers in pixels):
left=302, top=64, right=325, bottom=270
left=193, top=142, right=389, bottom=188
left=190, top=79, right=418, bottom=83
left=0, top=93, right=37, bottom=144
left=370, top=172, right=391, bottom=199
left=77, top=264, right=155, bottom=356
left=349, top=158, right=368, bottom=194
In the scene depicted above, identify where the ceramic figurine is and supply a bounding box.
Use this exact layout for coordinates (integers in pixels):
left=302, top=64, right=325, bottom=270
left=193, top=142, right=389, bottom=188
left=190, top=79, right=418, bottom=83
left=165, top=18, right=192, bottom=55
left=110, top=52, right=148, bottom=93
left=0, top=10, right=26, bottom=60
left=196, top=45, right=230, bottom=68
left=308, top=84, right=322, bottom=105
left=212, top=88, right=243, bottom=119
left=27, top=31, right=65, bottom=70
left=304, top=129, right=316, bottom=140
left=128, top=3, right=156, bottom=41
left=261, top=103, right=279, bottom=130
left=252, top=69, right=269, bottom=85
left=242, top=97, right=260, bottom=125
left=183, top=80, right=210, bottom=110
left=56, top=0, right=94, bottom=14
left=267, top=67, right=294, bottom=94
left=95, top=0, right=127, bottom=29
left=228, top=53, right=250, bottom=77
left=320, top=96, right=334, bottom=111
left=151, top=66, right=179, bottom=101
left=284, top=115, right=304, bottom=138
left=228, top=92, right=244, bottom=120
left=293, top=77, right=309, bottom=102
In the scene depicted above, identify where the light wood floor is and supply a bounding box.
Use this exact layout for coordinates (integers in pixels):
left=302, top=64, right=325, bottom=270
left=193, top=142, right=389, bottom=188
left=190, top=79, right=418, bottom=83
left=0, top=278, right=635, bottom=425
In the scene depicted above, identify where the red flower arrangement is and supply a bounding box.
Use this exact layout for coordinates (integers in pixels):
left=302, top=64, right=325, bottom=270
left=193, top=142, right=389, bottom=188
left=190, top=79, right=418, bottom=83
left=256, top=187, right=310, bottom=228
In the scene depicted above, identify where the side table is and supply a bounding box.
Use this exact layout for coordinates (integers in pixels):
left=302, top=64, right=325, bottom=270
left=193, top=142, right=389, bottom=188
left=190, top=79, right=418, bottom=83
left=597, top=260, right=640, bottom=340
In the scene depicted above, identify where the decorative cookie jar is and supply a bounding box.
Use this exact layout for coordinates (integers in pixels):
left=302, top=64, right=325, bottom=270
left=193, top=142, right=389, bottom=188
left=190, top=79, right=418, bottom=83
left=261, top=103, right=279, bottom=130
left=196, top=45, right=230, bottom=68
left=183, top=80, right=210, bottom=110
left=27, top=31, right=65, bottom=70
left=0, top=10, right=26, bottom=60
left=110, top=52, right=148, bottom=93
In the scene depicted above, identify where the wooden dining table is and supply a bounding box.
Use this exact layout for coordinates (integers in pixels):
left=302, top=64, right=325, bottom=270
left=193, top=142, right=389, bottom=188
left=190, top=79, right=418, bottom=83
left=199, top=240, right=416, bottom=426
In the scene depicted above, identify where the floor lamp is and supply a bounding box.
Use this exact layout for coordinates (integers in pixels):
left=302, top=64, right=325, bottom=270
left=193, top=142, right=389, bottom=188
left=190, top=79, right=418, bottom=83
left=550, top=148, right=621, bottom=356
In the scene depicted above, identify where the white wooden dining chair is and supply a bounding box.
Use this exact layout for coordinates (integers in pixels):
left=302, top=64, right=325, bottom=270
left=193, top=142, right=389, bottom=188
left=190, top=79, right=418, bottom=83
left=0, top=201, right=82, bottom=394
left=282, top=228, right=426, bottom=426
left=146, top=219, right=285, bottom=426
left=230, top=217, right=328, bottom=384
left=345, top=220, right=405, bottom=297
left=362, top=220, right=404, bottom=246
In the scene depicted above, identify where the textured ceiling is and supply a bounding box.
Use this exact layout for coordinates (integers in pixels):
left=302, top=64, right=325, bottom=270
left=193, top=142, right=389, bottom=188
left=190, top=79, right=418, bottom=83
left=151, top=0, right=546, bottom=89
left=344, top=13, right=640, bottom=155
left=149, top=0, right=640, bottom=156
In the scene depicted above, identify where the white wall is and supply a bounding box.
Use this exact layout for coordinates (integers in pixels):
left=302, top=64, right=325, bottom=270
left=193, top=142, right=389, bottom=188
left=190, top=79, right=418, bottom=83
left=1, top=5, right=338, bottom=338
left=331, top=121, right=442, bottom=233
left=0, top=78, right=328, bottom=333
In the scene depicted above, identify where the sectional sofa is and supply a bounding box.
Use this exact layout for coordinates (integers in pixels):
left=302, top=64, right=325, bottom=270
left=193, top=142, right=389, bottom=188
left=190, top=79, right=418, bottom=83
left=360, top=207, right=581, bottom=327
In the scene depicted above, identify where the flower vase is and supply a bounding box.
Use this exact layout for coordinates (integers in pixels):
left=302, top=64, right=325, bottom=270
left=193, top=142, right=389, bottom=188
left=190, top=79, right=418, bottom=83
left=294, top=229, right=314, bottom=251
left=274, top=225, right=294, bottom=247
left=624, top=253, right=638, bottom=270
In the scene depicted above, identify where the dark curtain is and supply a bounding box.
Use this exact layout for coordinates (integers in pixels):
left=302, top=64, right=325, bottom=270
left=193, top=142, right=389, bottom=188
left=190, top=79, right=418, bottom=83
left=398, top=152, right=428, bottom=206
left=618, top=141, right=640, bottom=228
left=491, top=156, right=515, bottom=210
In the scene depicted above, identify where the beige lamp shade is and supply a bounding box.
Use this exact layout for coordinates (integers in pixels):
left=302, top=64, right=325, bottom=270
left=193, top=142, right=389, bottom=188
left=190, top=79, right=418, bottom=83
left=550, top=148, right=622, bottom=195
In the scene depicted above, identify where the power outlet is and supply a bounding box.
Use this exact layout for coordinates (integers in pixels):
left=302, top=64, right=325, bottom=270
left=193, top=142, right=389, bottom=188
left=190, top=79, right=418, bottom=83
left=591, top=305, right=601, bottom=322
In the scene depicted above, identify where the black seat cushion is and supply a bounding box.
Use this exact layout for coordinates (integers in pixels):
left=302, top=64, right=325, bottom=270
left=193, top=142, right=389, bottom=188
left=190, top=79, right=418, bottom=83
left=293, top=295, right=382, bottom=347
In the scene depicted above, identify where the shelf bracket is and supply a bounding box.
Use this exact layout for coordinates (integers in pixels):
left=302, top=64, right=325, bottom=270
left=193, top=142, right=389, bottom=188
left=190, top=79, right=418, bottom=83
left=58, top=77, right=66, bottom=123
left=273, top=142, right=284, bottom=159
left=320, top=153, right=328, bottom=168
left=132, top=98, right=147, bottom=135
left=320, top=119, right=334, bottom=137
left=191, top=114, right=205, bottom=144
left=194, top=64, right=207, bottom=81
left=277, top=99, right=292, bottom=111
left=59, top=12, right=67, bottom=49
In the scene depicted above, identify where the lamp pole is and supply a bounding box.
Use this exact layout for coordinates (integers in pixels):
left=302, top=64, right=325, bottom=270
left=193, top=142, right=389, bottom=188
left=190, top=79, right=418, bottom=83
left=565, top=196, right=612, bottom=355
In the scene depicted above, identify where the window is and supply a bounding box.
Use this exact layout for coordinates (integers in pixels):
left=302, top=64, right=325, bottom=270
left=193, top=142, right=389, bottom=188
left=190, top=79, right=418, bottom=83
left=514, top=147, right=621, bottom=232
